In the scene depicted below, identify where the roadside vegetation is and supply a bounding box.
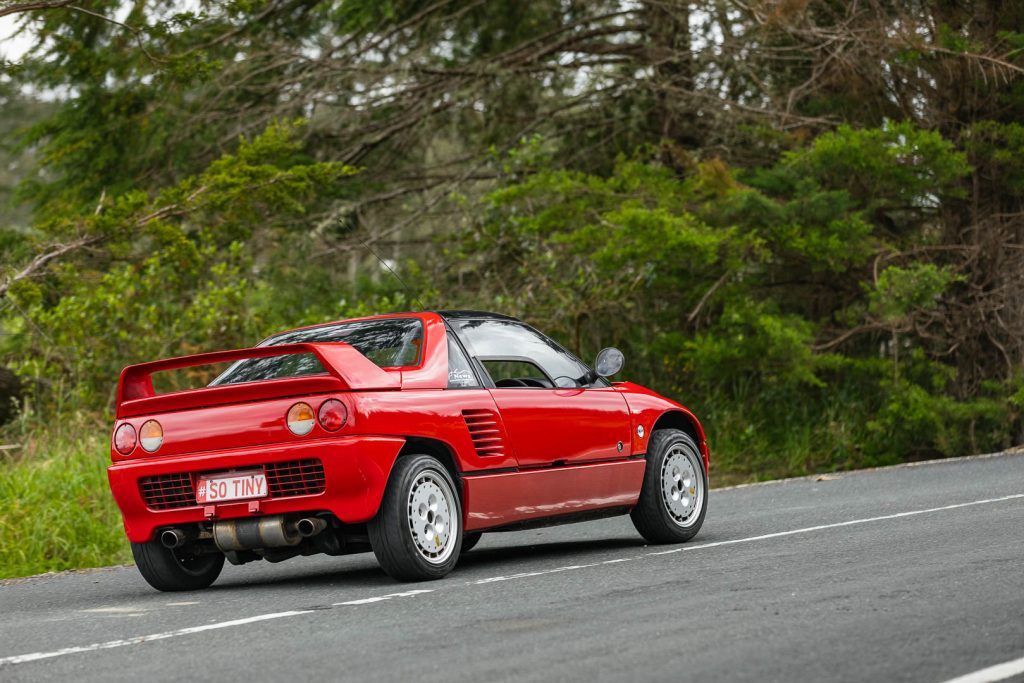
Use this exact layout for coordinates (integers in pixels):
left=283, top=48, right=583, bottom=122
left=0, top=417, right=130, bottom=579
left=2, top=0, right=1023, bottom=578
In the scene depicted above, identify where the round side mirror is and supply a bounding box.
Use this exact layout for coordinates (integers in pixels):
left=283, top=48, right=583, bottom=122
left=594, top=347, right=624, bottom=378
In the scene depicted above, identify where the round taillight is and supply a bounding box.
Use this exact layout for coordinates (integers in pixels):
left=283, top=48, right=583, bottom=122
left=318, top=399, right=348, bottom=431
left=139, top=420, right=163, bottom=452
left=114, top=423, right=137, bottom=455
left=287, top=402, right=316, bottom=436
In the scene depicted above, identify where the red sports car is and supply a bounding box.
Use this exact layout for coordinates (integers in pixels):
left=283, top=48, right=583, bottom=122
left=108, top=311, right=709, bottom=591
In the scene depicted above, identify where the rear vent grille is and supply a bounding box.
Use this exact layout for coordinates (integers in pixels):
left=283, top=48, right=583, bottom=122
left=139, top=458, right=326, bottom=510
left=265, top=459, right=326, bottom=497
left=462, top=409, right=506, bottom=457
left=139, top=473, right=196, bottom=511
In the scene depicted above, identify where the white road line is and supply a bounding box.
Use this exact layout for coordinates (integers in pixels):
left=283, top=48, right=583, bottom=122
left=0, top=611, right=314, bottom=666
left=648, top=493, right=1024, bottom=556
left=469, top=563, right=603, bottom=585
left=3, top=492, right=1023, bottom=668
left=468, top=554, right=651, bottom=585
left=938, top=655, right=1024, bottom=683
left=0, top=590, right=434, bottom=668
left=333, top=589, right=433, bottom=606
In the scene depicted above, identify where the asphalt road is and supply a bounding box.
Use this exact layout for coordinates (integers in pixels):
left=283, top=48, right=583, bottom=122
left=2, top=452, right=1023, bottom=683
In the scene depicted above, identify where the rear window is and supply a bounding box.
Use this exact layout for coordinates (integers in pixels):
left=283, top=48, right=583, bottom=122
left=209, top=318, right=423, bottom=386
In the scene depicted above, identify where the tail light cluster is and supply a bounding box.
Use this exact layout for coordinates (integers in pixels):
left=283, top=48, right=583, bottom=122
left=113, top=398, right=348, bottom=456
left=114, top=423, right=137, bottom=455
left=287, top=399, right=348, bottom=435
left=114, top=420, right=163, bottom=456
left=317, top=399, right=348, bottom=431
left=139, top=420, right=163, bottom=452
left=286, top=402, right=316, bottom=435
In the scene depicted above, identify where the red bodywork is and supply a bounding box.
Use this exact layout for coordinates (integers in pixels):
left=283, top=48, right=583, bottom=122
left=108, top=312, right=708, bottom=543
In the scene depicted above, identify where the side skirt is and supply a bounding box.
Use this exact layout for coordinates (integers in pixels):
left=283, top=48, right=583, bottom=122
left=482, top=506, right=632, bottom=533
left=462, top=459, right=645, bottom=532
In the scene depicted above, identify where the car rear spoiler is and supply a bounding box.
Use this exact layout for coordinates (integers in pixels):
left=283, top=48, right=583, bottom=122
left=116, top=342, right=401, bottom=418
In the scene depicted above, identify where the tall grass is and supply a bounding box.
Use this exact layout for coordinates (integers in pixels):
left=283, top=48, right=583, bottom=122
left=0, top=427, right=130, bottom=579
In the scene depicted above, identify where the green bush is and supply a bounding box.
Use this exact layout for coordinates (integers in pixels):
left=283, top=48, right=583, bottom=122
left=0, top=429, right=130, bottom=579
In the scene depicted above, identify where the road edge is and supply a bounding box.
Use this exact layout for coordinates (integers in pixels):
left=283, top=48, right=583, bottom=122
left=712, top=446, right=1024, bottom=492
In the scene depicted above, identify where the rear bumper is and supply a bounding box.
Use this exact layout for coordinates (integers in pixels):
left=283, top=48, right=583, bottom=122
left=108, top=435, right=406, bottom=543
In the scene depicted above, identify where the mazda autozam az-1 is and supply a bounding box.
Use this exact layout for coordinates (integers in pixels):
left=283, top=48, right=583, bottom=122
left=108, top=311, right=709, bottom=591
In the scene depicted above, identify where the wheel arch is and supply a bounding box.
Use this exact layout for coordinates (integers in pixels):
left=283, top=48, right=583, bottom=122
left=360, top=436, right=464, bottom=524
left=398, top=436, right=462, bottom=490
left=651, top=410, right=709, bottom=470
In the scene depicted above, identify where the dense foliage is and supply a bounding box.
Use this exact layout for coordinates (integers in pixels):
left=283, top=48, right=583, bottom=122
left=0, top=423, right=129, bottom=578
left=3, top=0, right=1024, bottom=491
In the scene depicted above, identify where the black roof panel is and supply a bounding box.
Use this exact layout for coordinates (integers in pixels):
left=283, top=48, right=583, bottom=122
left=436, top=310, right=522, bottom=322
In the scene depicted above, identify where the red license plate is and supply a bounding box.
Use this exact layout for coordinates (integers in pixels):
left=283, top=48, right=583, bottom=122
left=196, top=471, right=267, bottom=504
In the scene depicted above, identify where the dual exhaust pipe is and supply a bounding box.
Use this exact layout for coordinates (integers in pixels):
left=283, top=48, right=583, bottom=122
left=160, top=516, right=327, bottom=551
left=160, top=528, right=187, bottom=549
left=295, top=517, right=327, bottom=538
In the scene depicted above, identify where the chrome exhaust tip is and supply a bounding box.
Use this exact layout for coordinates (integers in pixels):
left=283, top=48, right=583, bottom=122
left=296, top=517, right=327, bottom=538
left=160, top=529, right=187, bottom=549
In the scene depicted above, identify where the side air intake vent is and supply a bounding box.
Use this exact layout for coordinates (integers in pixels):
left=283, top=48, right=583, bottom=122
left=462, top=409, right=506, bottom=457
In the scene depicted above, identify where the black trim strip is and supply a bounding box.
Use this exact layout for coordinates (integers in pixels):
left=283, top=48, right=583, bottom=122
left=483, top=506, right=632, bottom=533
left=461, top=467, right=519, bottom=478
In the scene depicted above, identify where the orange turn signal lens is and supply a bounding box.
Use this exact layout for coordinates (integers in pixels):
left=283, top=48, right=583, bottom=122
left=287, top=402, right=316, bottom=435
left=113, top=423, right=137, bottom=455
left=139, top=420, right=163, bottom=452
left=317, top=399, right=348, bottom=431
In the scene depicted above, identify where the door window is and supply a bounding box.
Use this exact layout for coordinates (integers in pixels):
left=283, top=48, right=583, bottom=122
left=481, top=359, right=553, bottom=388
left=453, top=319, right=593, bottom=387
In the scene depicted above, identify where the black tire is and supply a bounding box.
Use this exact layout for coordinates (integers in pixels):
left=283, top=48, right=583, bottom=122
left=461, top=532, right=483, bottom=553
left=131, top=540, right=225, bottom=592
left=630, top=429, right=708, bottom=544
left=369, top=454, right=463, bottom=581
